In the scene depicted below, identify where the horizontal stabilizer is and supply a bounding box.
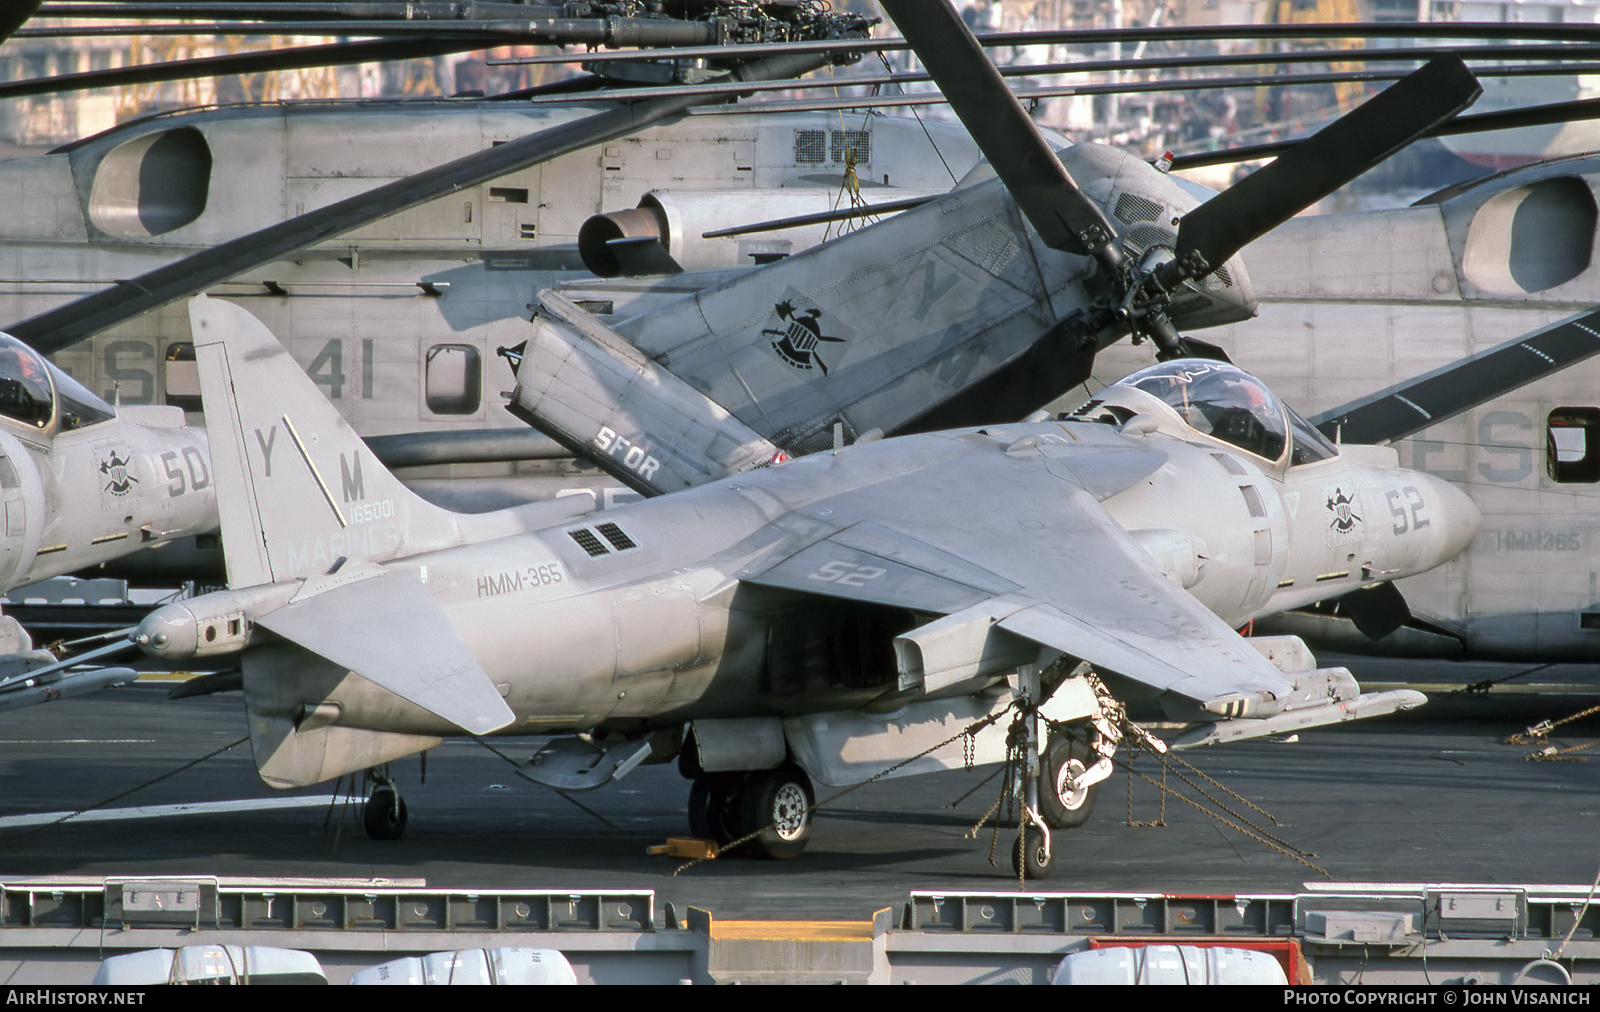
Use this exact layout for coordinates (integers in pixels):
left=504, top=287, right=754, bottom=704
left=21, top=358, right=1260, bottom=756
left=257, top=568, right=514, bottom=735
left=508, top=289, right=782, bottom=495
left=1314, top=307, right=1600, bottom=444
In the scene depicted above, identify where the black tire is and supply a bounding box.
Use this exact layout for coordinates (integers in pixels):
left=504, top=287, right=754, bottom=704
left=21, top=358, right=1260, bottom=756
left=363, top=786, right=408, bottom=841
left=687, top=773, right=741, bottom=844
left=1012, top=825, right=1054, bottom=880
left=736, top=765, right=815, bottom=860
left=1039, top=736, right=1097, bottom=830
left=676, top=734, right=702, bottom=780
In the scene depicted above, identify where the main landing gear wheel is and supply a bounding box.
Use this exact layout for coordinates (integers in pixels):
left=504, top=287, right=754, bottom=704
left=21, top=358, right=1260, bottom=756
left=363, top=785, right=408, bottom=841
left=1040, top=736, right=1098, bottom=830
left=686, top=772, right=741, bottom=845
left=1013, top=825, right=1054, bottom=880
left=737, top=765, right=815, bottom=860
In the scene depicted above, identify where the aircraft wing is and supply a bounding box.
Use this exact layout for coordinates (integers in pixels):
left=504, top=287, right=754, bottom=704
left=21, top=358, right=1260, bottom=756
left=741, top=439, right=1297, bottom=714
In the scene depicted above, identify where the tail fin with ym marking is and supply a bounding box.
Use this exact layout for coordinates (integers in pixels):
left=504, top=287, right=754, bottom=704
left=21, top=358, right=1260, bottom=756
left=189, top=295, right=471, bottom=587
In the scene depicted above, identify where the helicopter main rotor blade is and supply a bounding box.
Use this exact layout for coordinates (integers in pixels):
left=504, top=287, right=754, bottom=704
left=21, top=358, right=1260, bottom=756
left=0, top=1, right=41, bottom=43
left=36, top=2, right=558, bottom=21
left=1174, top=93, right=1600, bottom=170
left=1168, top=55, right=1480, bottom=282
left=7, top=48, right=838, bottom=353
left=0, top=37, right=484, bottom=101
left=1313, top=306, right=1600, bottom=445
left=880, top=0, right=1114, bottom=264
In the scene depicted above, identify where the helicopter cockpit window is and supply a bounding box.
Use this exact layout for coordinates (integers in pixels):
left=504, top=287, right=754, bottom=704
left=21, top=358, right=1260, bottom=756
left=1123, top=360, right=1289, bottom=462
left=52, top=364, right=115, bottom=431
left=0, top=336, right=54, bottom=428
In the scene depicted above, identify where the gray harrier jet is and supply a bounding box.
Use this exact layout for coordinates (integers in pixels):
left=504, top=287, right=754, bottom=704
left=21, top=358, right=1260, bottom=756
left=133, top=296, right=1475, bottom=877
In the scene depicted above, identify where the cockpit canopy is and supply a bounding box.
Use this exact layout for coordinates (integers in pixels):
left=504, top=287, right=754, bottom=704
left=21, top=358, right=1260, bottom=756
left=1073, top=360, right=1338, bottom=467
left=0, top=333, right=115, bottom=431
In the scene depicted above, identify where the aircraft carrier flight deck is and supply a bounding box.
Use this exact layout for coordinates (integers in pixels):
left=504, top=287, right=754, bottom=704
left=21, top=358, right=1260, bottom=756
left=1, top=660, right=1594, bottom=913
left=4, top=659, right=1600, bottom=983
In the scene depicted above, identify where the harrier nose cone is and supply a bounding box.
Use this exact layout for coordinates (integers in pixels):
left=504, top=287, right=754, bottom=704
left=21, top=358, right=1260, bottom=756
left=1422, top=473, right=1481, bottom=568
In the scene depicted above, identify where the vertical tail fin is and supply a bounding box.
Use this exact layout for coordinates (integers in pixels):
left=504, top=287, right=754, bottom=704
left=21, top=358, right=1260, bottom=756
left=189, top=295, right=466, bottom=587
left=509, top=289, right=783, bottom=496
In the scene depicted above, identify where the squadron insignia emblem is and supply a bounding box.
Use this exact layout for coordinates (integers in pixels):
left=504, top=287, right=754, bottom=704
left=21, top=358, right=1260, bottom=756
left=1325, top=487, right=1361, bottom=535
left=99, top=450, right=137, bottom=496
left=763, top=300, right=846, bottom=376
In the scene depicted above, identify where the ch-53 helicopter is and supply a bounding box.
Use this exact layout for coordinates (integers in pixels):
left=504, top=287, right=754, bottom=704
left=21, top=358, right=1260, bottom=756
left=133, top=293, right=1474, bottom=878
left=9, top=0, right=1599, bottom=458
left=0, top=2, right=1480, bottom=630
left=491, top=0, right=1494, bottom=494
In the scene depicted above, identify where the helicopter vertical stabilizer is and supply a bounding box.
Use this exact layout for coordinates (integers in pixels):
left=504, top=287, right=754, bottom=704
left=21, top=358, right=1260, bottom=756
left=508, top=289, right=784, bottom=496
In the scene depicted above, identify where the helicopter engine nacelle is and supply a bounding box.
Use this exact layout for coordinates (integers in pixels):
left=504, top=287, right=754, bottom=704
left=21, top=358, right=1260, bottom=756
left=578, top=187, right=943, bottom=277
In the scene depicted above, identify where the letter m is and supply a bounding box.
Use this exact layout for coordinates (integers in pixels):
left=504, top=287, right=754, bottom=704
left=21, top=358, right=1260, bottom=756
left=340, top=451, right=365, bottom=503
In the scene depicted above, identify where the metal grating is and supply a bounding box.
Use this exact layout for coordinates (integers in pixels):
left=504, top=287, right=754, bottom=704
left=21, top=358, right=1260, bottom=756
left=597, top=522, right=637, bottom=551
left=787, top=428, right=834, bottom=456
left=902, top=892, right=1297, bottom=936
left=1114, top=192, right=1163, bottom=225
left=793, top=129, right=826, bottom=164
left=831, top=129, right=870, bottom=164
left=1121, top=223, right=1175, bottom=255
left=568, top=528, right=609, bottom=557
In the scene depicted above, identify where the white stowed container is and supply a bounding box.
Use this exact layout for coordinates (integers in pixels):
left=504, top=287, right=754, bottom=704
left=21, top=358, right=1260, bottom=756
left=1052, top=945, right=1289, bottom=985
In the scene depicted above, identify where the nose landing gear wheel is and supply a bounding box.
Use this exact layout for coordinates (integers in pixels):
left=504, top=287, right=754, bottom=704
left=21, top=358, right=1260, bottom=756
left=738, top=764, right=815, bottom=860
left=1013, top=825, right=1054, bottom=879
left=363, top=785, right=408, bottom=841
left=1040, top=736, right=1098, bottom=830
